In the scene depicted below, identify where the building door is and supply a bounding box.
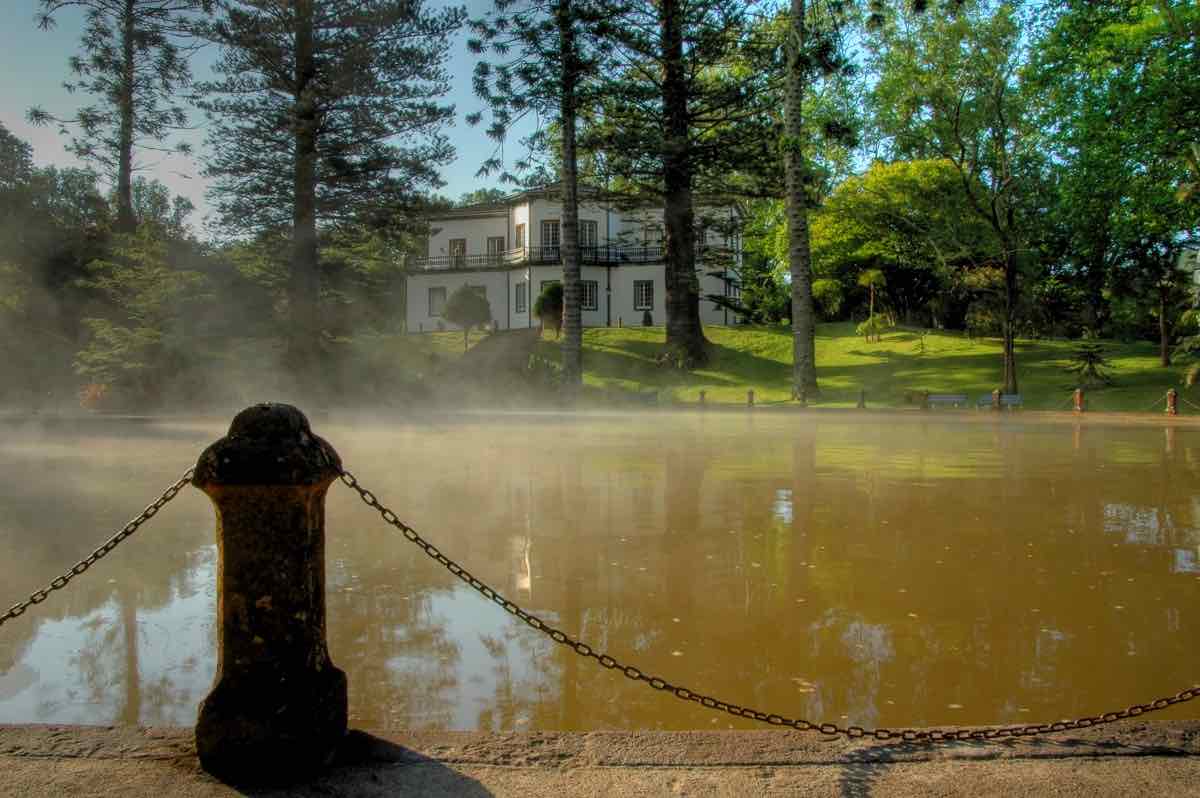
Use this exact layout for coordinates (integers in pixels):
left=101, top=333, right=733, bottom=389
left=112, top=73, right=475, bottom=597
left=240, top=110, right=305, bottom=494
left=578, top=219, right=597, bottom=261
left=541, top=220, right=560, bottom=263
left=486, top=236, right=506, bottom=264
left=449, top=238, right=466, bottom=268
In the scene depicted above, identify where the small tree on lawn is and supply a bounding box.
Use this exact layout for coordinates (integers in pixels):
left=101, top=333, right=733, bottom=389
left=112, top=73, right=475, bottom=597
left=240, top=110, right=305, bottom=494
left=444, top=285, right=492, bottom=351
left=533, top=282, right=563, bottom=339
left=857, top=268, right=887, bottom=341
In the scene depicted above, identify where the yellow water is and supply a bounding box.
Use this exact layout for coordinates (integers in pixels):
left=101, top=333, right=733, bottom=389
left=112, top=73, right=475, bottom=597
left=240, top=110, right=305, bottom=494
left=0, top=413, right=1197, bottom=731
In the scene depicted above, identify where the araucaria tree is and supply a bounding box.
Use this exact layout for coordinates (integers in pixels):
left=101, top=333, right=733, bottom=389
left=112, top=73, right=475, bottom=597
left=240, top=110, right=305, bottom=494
left=469, top=0, right=616, bottom=389
left=583, top=0, right=771, bottom=366
left=199, top=0, right=462, bottom=384
left=31, top=0, right=212, bottom=234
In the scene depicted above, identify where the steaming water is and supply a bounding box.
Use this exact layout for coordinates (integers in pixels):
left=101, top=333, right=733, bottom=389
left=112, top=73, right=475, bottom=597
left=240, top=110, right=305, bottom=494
left=0, top=413, right=1197, bottom=731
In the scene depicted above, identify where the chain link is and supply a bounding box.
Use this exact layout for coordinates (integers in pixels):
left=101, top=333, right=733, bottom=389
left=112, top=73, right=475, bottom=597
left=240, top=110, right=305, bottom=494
left=342, top=468, right=1200, bottom=743
left=0, top=468, right=194, bottom=629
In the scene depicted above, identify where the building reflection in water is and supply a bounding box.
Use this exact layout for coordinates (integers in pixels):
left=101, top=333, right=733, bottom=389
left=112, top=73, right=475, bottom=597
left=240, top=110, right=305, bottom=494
left=1, top=415, right=1198, bottom=731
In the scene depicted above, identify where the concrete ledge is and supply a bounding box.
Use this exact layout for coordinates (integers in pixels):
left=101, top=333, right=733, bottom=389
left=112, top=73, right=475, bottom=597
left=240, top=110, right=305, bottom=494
left=3, top=722, right=1200, bottom=796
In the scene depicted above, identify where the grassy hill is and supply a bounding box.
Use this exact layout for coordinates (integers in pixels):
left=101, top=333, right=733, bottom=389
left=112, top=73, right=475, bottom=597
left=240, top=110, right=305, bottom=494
left=501, top=322, right=1186, bottom=412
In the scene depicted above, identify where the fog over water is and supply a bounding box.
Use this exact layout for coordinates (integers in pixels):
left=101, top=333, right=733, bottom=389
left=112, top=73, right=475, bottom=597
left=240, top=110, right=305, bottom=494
left=0, top=412, right=1198, bottom=731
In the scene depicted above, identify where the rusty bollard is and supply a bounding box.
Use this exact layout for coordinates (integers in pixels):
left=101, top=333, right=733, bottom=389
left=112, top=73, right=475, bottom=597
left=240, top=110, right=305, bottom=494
left=991, top=389, right=1001, bottom=411
left=1074, top=388, right=1085, bottom=414
left=192, top=404, right=347, bottom=784
left=1167, top=389, right=1178, bottom=416
left=747, top=389, right=755, bottom=408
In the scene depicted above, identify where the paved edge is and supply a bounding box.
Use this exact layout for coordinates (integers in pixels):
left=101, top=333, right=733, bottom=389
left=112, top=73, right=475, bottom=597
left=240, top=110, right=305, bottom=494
left=2, top=720, right=1199, bottom=768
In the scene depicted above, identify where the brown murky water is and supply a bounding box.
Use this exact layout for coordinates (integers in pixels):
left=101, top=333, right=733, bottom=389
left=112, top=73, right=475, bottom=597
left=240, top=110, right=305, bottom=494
left=0, top=413, right=1197, bottom=731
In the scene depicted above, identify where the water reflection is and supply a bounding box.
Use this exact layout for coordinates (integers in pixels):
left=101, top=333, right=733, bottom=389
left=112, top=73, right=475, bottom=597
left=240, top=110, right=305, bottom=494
left=1, top=414, right=1198, bottom=731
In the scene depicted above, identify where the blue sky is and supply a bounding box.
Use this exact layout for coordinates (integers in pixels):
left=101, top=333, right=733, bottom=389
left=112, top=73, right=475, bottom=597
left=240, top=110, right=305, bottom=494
left=0, top=1, right=528, bottom=231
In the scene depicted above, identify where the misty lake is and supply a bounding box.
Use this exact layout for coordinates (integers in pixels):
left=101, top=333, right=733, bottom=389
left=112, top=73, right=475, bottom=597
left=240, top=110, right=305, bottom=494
left=0, top=412, right=1198, bottom=731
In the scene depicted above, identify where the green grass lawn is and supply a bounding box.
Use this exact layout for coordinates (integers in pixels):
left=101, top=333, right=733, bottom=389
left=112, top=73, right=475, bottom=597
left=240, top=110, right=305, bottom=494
left=522, top=322, right=1189, bottom=412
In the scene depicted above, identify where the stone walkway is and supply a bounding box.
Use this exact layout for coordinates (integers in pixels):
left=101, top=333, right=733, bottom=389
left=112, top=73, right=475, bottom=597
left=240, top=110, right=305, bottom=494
left=3, top=721, right=1200, bottom=796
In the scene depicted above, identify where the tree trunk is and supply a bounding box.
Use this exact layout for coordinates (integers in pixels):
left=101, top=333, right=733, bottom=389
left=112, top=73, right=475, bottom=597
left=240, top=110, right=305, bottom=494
left=558, top=0, right=582, bottom=391
left=786, top=0, right=819, bottom=395
left=116, top=0, right=137, bottom=234
left=659, top=0, right=707, bottom=365
left=290, top=0, right=321, bottom=387
left=1160, top=287, right=1171, bottom=367
left=1002, top=248, right=1019, bottom=394
left=120, top=589, right=141, bottom=725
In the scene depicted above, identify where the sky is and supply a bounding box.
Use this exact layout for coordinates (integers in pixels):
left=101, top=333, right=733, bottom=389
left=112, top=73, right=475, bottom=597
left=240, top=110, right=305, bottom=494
left=0, top=0, right=529, bottom=233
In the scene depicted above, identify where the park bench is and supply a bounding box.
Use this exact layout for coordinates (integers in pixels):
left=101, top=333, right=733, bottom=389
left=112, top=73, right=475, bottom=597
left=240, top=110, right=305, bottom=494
left=924, top=393, right=969, bottom=409
left=976, top=393, right=1023, bottom=410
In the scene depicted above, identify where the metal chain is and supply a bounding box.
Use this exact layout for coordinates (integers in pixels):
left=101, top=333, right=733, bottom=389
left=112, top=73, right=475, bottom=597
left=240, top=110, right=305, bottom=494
left=1180, top=394, right=1200, bottom=413
left=1139, top=392, right=1168, bottom=413
left=0, top=468, right=194, bottom=629
left=341, top=470, right=1198, bottom=743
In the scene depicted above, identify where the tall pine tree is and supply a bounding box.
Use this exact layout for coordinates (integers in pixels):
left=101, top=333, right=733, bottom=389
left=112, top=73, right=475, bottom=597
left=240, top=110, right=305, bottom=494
left=469, top=0, right=617, bottom=390
left=199, top=0, right=462, bottom=386
left=580, top=0, right=771, bottom=365
left=31, top=0, right=212, bottom=234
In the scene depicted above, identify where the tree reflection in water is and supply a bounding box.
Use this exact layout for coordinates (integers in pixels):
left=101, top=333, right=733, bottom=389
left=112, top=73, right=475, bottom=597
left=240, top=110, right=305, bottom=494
left=2, top=415, right=1199, bottom=731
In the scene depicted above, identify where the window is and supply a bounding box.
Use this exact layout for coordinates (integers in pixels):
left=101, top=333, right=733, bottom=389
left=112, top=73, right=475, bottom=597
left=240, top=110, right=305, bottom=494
left=540, top=279, right=560, bottom=295
left=487, top=236, right=505, bottom=255
left=449, top=238, right=466, bottom=267
left=428, top=286, right=447, bottom=317
left=581, top=280, right=598, bottom=311
left=578, top=219, right=598, bottom=248
left=515, top=282, right=527, bottom=314
left=634, top=280, right=653, bottom=311
left=515, top=223, right=526, bottom=248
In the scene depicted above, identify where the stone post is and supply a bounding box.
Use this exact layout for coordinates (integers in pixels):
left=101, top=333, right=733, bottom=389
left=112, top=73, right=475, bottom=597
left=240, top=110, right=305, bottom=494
left=1074, top=388, right=1085, bottom=413
left=192, top=404, right=347, bottom=784
left=747, top=389, right=755, bottom=408
left=991, top=389, right=1001, bottom=411
left=1166, top=389, right=1178, bottom=416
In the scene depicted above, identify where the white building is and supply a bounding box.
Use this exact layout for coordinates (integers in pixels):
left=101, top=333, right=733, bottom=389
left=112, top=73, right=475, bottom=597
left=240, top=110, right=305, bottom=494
left=405, top=184, right=743, bottom=333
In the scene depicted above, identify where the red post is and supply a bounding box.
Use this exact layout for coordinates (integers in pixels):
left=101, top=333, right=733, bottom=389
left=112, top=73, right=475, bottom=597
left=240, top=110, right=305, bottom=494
left=1073, top=388, right=1085, bottom=413
left=1167, top=389, right=1178, bottom=416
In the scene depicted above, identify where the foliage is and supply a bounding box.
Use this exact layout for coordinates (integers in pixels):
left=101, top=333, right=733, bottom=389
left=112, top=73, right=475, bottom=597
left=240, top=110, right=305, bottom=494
left=869, top=0, right=1039, bottom=393
left=443, top=284, right=493, bottom=351
left=855, top=314, right=892, bottom=342
left=533, top=281, right=564, bottom=338
left=806, top=159, right=1001, bottom=326
left=811, top=278, right=844, bottom=320
left=1066, top=342, right=1114, bottom=388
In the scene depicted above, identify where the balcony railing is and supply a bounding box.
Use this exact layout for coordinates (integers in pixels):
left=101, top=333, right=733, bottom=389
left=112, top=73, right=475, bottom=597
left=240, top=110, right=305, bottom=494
left=409, top=244, right=674, bottom=271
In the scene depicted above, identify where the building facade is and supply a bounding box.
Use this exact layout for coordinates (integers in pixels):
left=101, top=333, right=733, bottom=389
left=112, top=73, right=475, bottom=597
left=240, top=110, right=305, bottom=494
left=405, top=185, right=743, bottom=333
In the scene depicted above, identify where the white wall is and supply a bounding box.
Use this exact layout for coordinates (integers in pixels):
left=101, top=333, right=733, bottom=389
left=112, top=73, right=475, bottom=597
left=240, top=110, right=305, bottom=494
left=407, top=270, right=517, bottom=332
left=427, top=213, right=508, bottom=258
left=610, top=263, right=665, bottom=328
